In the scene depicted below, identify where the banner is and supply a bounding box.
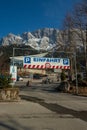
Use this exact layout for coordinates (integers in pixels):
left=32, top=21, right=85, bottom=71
left=23, top=57, right=70, bottom=69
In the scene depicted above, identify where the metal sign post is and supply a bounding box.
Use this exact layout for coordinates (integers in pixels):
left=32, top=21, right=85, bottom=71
left=74, top=52, right=78, bottom=94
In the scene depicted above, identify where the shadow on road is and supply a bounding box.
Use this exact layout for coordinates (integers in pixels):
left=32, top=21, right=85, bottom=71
left=21, top=94, right=87, bottom=122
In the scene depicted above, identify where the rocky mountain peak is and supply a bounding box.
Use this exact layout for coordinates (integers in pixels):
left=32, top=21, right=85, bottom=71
left=21, top=32, right=35, bottom=41
left=0, top=28, right=84, bottom=51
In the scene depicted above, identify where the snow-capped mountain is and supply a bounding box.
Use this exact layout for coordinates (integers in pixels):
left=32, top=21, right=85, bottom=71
left=0, top=28, right=60, bottom=50
left=0, top=28, right=85, bottom=51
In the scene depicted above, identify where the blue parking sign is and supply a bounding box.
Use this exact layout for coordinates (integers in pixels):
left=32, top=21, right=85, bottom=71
left=24, top=57, right=31, bottom=63
left=63, top=59, right=69, bottom=65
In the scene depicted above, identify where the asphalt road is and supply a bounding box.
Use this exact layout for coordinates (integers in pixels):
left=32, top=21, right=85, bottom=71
left=20, top=79, right=87, bottom=120
left=0, top=79, right=87, bottom=130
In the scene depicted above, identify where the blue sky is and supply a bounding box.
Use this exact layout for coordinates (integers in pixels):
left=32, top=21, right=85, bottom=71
left=0, top=0, right=82, bottom=38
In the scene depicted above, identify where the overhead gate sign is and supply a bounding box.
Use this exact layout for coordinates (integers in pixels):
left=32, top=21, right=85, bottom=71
left=23, top=57, right=70, bottom=69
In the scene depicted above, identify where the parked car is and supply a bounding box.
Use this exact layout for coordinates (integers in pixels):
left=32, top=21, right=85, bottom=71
left=17, top=76, right=23, bottom=81
left=33, top=74, right=41, bottom=79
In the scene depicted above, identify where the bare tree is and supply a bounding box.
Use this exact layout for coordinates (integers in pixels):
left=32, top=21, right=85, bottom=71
left=63, top=0, right=87, bottom=79
left=72, top=0, right=87, bottom=79
left=63, top=14, right=76, bottom=52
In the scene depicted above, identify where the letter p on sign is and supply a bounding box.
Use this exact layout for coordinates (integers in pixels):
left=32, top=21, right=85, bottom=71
left=24, top=57, right=31, bottom=63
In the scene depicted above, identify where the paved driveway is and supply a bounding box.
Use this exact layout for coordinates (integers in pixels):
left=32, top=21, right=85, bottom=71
left=1, top=80, right=86, bottom=130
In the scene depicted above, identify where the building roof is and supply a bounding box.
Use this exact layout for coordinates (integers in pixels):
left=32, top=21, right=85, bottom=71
left=10, top=52, right=48, bottom=61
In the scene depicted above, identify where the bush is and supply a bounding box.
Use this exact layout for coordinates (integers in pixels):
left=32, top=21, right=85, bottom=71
left=61, top=71, right=66, bottom=81
left=72, top=79, right=87, bottom=87
left=0, top=74, right=12, bottom=89
left=55, top=81, right=70, bottom=92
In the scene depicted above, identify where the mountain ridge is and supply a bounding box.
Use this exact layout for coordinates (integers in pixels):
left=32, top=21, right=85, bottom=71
left=0, top=27, right=84, bottom=52
left=0, top=28, right=60, bottom=50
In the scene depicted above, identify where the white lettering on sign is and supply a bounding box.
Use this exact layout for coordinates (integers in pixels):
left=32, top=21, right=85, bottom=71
left=33, top=57, right=60, bottom=63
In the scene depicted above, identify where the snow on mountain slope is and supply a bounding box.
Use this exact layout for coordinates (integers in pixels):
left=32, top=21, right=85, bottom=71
left=0, top=29, right=58, bottom=50
left=0, top=28, right=84, bottom=51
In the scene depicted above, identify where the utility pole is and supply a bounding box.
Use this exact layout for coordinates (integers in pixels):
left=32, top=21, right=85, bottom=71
left=86, top=24, right=87, bottom=80
left=74, top=52, right=78, bottom=94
